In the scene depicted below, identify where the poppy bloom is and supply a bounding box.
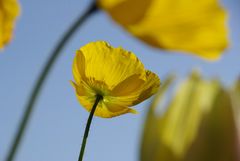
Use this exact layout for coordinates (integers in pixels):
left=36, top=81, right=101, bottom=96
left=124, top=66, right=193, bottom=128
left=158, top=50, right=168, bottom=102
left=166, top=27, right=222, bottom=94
left=71, top=41, right=160, bottom=118
left=0, top=0, right=20, bottom=49
left=141, top=72, right=239, bottom=161
left=231, top=79, right=240, bottom=143
left=98, top=0, right=228, bottom=60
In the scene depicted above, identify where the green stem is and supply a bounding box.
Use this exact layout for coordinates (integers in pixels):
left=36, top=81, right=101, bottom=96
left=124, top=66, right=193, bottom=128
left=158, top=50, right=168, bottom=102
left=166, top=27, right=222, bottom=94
left=78, top=95, right=102, bottom=161
left=5, top=2, right=98, bottom=161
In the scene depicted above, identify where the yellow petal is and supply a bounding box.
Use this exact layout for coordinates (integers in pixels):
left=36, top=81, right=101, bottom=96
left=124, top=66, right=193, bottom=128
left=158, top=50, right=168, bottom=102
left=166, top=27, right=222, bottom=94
left=0, top=0, right=20, bottom=49
left=231, top=79, right=240, bottom=140
left=99, top=101, right=137, bottom=118
left=74, top=93, right=137, bottom=118
left=111, top=74, right=145, bottom=96
left=140, top=75, right=175, bottom=161
left=98, top=0, right=228, bottom=60
left=72, top=50, right=87, bottom=84
left=158, top=72, right=219, bottom=157
left=109, top=74, right=145, bottom=106
left=133, top=70, right=160, bottom=105
left=70, top=81, right=89, bottom=96
left=98, top=0, right=152, bottom=25
left=108, top=70, right=160, bottom=108
left=184, top=87, right=238, bottom=161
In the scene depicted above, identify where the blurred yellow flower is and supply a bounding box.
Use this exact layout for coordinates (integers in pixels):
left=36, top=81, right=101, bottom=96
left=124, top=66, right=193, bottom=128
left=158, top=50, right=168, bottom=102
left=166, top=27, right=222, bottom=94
left=141, top=72, right=239, bottom=161
left=0, top=0, right=20, bottom=49
left=71, top=41, right=160, bottom=118
left=231, top=79, right=240, bottom=141
left=98, top=0, right=228, bottom=60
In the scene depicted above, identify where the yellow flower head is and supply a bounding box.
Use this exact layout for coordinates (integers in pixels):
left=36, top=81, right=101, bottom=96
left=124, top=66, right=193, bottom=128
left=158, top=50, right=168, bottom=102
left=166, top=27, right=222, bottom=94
left=71, top=41, right=160, bottom=118
left=231, top=79, right=240, bottom=140
left=141, top=72, right=239, bottom=161
left=98, top=0, right=228, bottom=60
left=0, top=0, right=20, bottom=49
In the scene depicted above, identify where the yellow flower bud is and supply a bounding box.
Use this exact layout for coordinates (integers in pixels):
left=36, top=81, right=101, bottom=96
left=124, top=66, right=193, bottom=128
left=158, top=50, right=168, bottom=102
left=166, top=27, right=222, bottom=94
left=141, top=72, right=239, bottom=161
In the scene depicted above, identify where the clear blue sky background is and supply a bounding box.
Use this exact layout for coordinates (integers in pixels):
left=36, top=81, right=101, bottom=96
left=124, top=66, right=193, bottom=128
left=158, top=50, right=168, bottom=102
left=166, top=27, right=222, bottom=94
left=0, top=0, right=239, bottom=161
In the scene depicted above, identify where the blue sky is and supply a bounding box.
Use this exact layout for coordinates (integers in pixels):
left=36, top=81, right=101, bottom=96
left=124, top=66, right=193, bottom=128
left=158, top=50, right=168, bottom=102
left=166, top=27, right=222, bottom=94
left=0, top=0, right=240, bottom=161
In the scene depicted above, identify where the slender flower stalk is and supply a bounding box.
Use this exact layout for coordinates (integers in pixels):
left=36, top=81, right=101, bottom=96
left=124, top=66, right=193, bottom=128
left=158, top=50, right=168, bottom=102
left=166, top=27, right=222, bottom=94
left=78, top=95, right=103, bottom=161
left=5, top=2, right=98, bottom=161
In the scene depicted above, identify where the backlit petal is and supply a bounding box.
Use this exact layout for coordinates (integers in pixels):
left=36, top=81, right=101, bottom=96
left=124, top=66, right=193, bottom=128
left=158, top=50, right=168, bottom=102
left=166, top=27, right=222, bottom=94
left=133, top=70, right=160, bottom=105
left=111, top=74, right=145, bottom=96
left=72, top=50, right=87, bottom=84
left=108, top=71, right=160, bottom=107
left=75, top=94, right=137, bottom=118
left=98, top=0, right=152, bottom=25
left=98, top=0, right=228, bottom=60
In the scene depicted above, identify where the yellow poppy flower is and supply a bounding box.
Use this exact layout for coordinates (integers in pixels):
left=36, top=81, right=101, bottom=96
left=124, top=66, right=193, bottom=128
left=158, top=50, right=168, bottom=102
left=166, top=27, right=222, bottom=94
left=98, top=0, right=228, bottom=60
left=231, top=79, right=240, bottom=140
left=0, top=0, right=20, bottom=49
left=141, top=72, right=239, bottom=161
left=71, top=41, right=160, bottom=118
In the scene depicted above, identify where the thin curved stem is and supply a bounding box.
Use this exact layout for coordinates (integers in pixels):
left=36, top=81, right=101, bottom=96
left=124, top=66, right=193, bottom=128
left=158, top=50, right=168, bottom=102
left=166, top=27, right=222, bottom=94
left=78, top=95, right=102, bottom=161
left=5, top=2, right=98, bottom=161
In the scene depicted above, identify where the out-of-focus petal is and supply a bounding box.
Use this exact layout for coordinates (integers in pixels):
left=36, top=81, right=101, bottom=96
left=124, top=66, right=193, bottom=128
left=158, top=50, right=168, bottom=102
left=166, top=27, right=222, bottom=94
left=141, top=72, right=239, bottom=161
left=98, top=0, right=228, bottom=60
left=141, top=75, right=175, bottom=161
left=231, top=79, right=240, bottom=144
left=0, top=0, right=20, bottom=49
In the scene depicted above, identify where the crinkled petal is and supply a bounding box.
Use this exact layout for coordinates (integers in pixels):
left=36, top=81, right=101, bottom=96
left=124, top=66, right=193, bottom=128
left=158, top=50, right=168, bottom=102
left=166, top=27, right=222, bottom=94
left=108, top=71, right=160, bottom=107
left=133, top=70, right=160, bottom=105
left=111, top=74, right=145, bottom=96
